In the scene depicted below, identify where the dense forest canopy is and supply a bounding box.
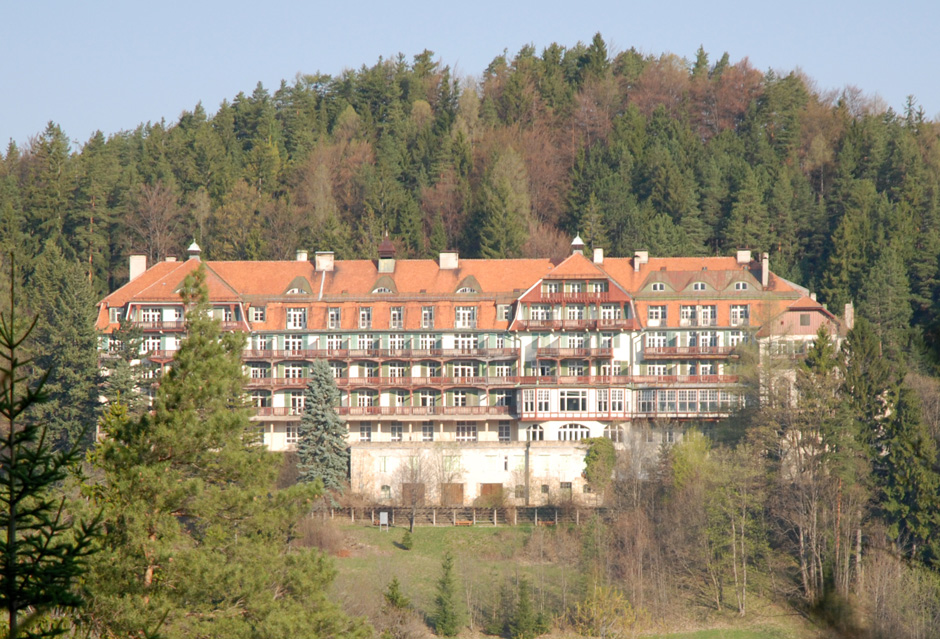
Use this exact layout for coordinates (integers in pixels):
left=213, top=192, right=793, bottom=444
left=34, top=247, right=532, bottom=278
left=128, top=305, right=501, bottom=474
left=2, top=35, right=939, bottom=363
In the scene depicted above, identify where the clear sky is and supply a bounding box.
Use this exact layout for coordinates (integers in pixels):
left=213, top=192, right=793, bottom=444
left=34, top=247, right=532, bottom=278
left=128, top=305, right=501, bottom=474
left=3, top=0, right=938, bottom=150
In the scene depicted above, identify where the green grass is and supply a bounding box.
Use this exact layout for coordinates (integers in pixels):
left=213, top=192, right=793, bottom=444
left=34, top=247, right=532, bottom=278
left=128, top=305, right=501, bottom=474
left=643, top=630, right=794, bottom=639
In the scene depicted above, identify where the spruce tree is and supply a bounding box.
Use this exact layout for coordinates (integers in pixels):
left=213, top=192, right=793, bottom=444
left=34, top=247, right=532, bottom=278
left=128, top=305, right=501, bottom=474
left=297, top=359, right=349, bottom=491
left=0, top=269, right=101, bottom=639
left=434, top=551, right=460, bottom=636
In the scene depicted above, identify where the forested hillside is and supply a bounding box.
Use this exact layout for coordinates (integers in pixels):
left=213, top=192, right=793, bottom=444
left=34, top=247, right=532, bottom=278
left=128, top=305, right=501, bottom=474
left=2, top=35, right=939, bottom=366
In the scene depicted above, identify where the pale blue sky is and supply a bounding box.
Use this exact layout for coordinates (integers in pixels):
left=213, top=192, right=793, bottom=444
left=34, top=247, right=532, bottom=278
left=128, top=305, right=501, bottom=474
left=3, top=0, right=938, bottom=149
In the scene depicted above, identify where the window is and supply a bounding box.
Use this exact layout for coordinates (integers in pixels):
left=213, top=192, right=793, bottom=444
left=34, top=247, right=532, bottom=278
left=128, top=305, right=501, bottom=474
left=388, top=334, right=406, bottom=350
left=456, top=422, right=477, bottom=442
left=541, top=484, right=549, bottom=494
left=651, top=282, right=665, bottom=291
left=537, top=390, right=550, bottom=412
left=493, top=363, right=512, bottom=377
left=422, top=423, right=434, bottom=441
left=251, top=391, right=270, bottom=407
left=289, top=391, right=305, bottom=415
left=373, top=286, right=392, bottom=294
left=692, top=281, right=706, bottom=291
left=604, top=425, right=623, bottom=442
left=639, top=390, right=655, bottom=412
left=494, top=334, right=505, bottom=348
left=699, top=331, right=717, bottom=347
left=454, top=361, right=476, bottom=378
left=645, top=331, right=667, bottom=348
left=560, top=482, right=573, bottom=497
left=700, top=305, right=717, bottom=325
left=497, top=304, right=511, bottom=321
left=390, top=423, right=403, bottom=442
left=390, top=306, right=403, bottom=329
left=542, top=282, right=559, bottom=294
left=663, top=430, right=675, bottom=444
left=492, top=390, right=513, bottom=406
left=452, top=391, right=468, bottom=407
left=455, top=306, right=477, bottom=329
left=589, top=281, right=608, bottom=293
left=559, top=424, right=590, bottom=441
left=800, top=313, right=811, bottom=326
left=568, top=334, right=585, bottom=348
left=359, top=307, right=372, bottom=329
left=729, top=330, right=747, bottom=346
left=328, top=307, right=341, bottom=329
left=731, top=305, right=749, bottom=326
left=455, top=334, right=478, bottom=350
left=597, top=389, right=608, bottom=412
left=256, top=334, right=271, bottom=350
left=648, top=364, right=668, bottom=376
left=600, top=305, right=621, bottom=320
left=567, top=361, right=585, bottom=376
left=361, top=362, right=378, bottom=378
left=679, top=390, right=698, bottom=412
left=143, top=336, right=161, bottom=352
left=419, top=390, right=436, bottom=407
left=522, top=390, right=535, bottom=413
left=735, top=281, right=749, bottom=291
left=419, top=334, right=436, bottom=350
left=560, top=390, right=587, bottom=412
left=286, top=425, right=299, bottom=444
left=250, top=306, right=265, bottom=322
left=109, top=307, right=124, bottom=323
left=329, top=362, right=343, bottom=378
left=456, top=286, right=477, bottom=294
left=388, top=362, right=407, bottom=378
left=284, top=335, right=303, bottom=353
left=566, top=305, right=585, bottom=320
left=680, top=305, right=697, bottom=325
left=647, top=306, right=666, bottom=324
left=568, top=282, right=584, bottom=293
left=421, top=306, right=434, bottom=329
left=359, top=424, right=372, bottom=442
left=600, top=332, right=613, bottom=348
left=392, top=391, right=408, bottom=407
left=515, top=485, right=525, bottom=499
left=141, top=307, right=161, bottom=323
left=381, top=485, right=391, bottom=500
left=498, top=421, right=511, bottom=442
left=359, top=334, right=376, bottom=350
left=611, top=389, right=624, bottom=412
left=658, top=390, right=677, bottom=412
left=284, top=364, right=304, bottom=379
left=530, top=305, right=551, bottom=320
left=358, top=391, right=376, bottom=407
left=528, top=426, right=545, bottom=442
left=286, top=307, right=307, bottom=329
left=326, top=334, right=342, bottom=350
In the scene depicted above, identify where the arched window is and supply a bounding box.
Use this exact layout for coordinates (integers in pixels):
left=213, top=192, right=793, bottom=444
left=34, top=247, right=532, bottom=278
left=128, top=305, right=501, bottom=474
left=559, top=424, right=590, bottom=441
left=604, top=425, right=623, bottom=443
left=526, top=425, right=544, bottom=441
left=373, top=286, right=392, bottom=294
left=456, top=286, right=477, bottom=294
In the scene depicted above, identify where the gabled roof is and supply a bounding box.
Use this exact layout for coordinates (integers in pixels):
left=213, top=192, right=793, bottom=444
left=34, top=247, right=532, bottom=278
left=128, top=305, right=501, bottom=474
left=542, top=252, right=609, bottom=280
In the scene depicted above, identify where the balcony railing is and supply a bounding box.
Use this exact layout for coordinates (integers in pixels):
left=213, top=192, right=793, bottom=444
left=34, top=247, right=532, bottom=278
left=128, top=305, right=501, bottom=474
left=337, top=405, right=512, bottom=417
left=241, top=347, right=518, bottom=361
left=538, top=291, right=612, bottom=304
left=536, top=347, right=613, bottom=358
left=516, top=319, right=634, bottom=331
left=133, top=320, right=185, bottom=330
left=643, top=346, right=736, bottom=359
left=679, top=317, right=718, bottom=327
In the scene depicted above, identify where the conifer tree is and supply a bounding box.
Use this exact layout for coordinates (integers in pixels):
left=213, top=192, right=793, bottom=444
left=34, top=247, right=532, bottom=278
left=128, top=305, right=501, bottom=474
left=297, top=359, right=349, bottom=491
left=434, top=551, right=461, bottom=636
left=0, top=267, right=100, bottom=639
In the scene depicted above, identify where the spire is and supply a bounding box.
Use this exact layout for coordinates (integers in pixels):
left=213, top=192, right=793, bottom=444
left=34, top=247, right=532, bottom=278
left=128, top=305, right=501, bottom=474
left=571, top=234, right=585, bottom=255
left=188, top=240, right=202, bottom=261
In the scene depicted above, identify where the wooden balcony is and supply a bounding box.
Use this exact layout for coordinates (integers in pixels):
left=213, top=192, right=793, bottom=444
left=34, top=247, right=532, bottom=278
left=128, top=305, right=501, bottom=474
left=133, top=320, right=185, bottom=330
left=241, top=347, right=518, bottom=361
left=643, top=346, right=736, bottom=359
left=515, top=318, right=635, bottom=331
left=631, top=374, right=739, bottom=385
left=337, top=405, right=513, bottom=417
left=536, top=347, right=613, bottom=358
left=538, top=292, right=612, bottom=304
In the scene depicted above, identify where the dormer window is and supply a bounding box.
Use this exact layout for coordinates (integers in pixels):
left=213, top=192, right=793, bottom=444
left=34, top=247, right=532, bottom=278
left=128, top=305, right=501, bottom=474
left=373, top=286, right=392, bottom=294
left=542, top=282, right=559, bottom=294
left=286, top=287, right=304, bottom=294
left=652, top=282, right=665, bottom=292
left=692, top=282, right=706, bottom=291
left=456, top=286, right=477, bottom=294
left=735, top=282, right=749, bottom=291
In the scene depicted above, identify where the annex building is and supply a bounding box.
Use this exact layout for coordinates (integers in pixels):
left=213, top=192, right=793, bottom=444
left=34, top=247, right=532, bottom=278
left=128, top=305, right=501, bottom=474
left=97, top=238, right=843, bottom=507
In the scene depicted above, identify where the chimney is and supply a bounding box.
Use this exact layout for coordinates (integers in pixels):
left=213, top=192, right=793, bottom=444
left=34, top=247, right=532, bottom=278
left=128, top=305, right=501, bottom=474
left=736, top=249, right=752, bottom=265
left=844, top=302, right=855, bottom=330
left=188, top=241, right=202, bottom=261
left=314, top=251, right=334, bottom=272
left=129, top=255, right=147, bottom=282
left=165, top=256, right=177, bottom=262
left=810, top=292, right=817, bottom=301
left=296, top=249, right=308, bottom=262
left=378, top=234, right=396, bottom=273
left=593, top=248, right=604, bottom=264
left=571, top=234, right=585, bottom=255
left=439, top=252, right=458, bottom=270
left=761, top=252, right=769, bottom=287
left=633, top=250, right=649, bottom=272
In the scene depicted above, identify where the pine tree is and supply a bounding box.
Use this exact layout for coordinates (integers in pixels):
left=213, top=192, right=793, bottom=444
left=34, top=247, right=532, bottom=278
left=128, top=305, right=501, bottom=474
left=0, top=267, right=101, bottom=639
left=510, top=577, right=546, bottom=639
left=384, top=577, right=411, bottom=610
left=297, top=359, right=349, bottom=491
left=30, top=242, right=100, bottom=450
left=434, top=551, right=461, bottom=636
left=86, top=265, right=367, bottom=638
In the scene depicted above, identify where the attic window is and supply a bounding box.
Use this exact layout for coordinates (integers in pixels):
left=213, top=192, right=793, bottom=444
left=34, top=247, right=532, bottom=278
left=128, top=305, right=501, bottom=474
left=692, top=282, right=706, bottom=291
left=457, top=287, right=477, bottom=294
left=286, top=287, right=304, bottom=294
left=373, top=287, right=393, bottom=294
left=651, top=283, right=665, bottom=292
left=735, top=282, right=749, bottom=291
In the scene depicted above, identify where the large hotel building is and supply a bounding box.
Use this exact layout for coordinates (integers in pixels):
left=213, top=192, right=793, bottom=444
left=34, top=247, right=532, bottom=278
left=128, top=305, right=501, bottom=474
left=97, top=237, right=844, bottom=506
